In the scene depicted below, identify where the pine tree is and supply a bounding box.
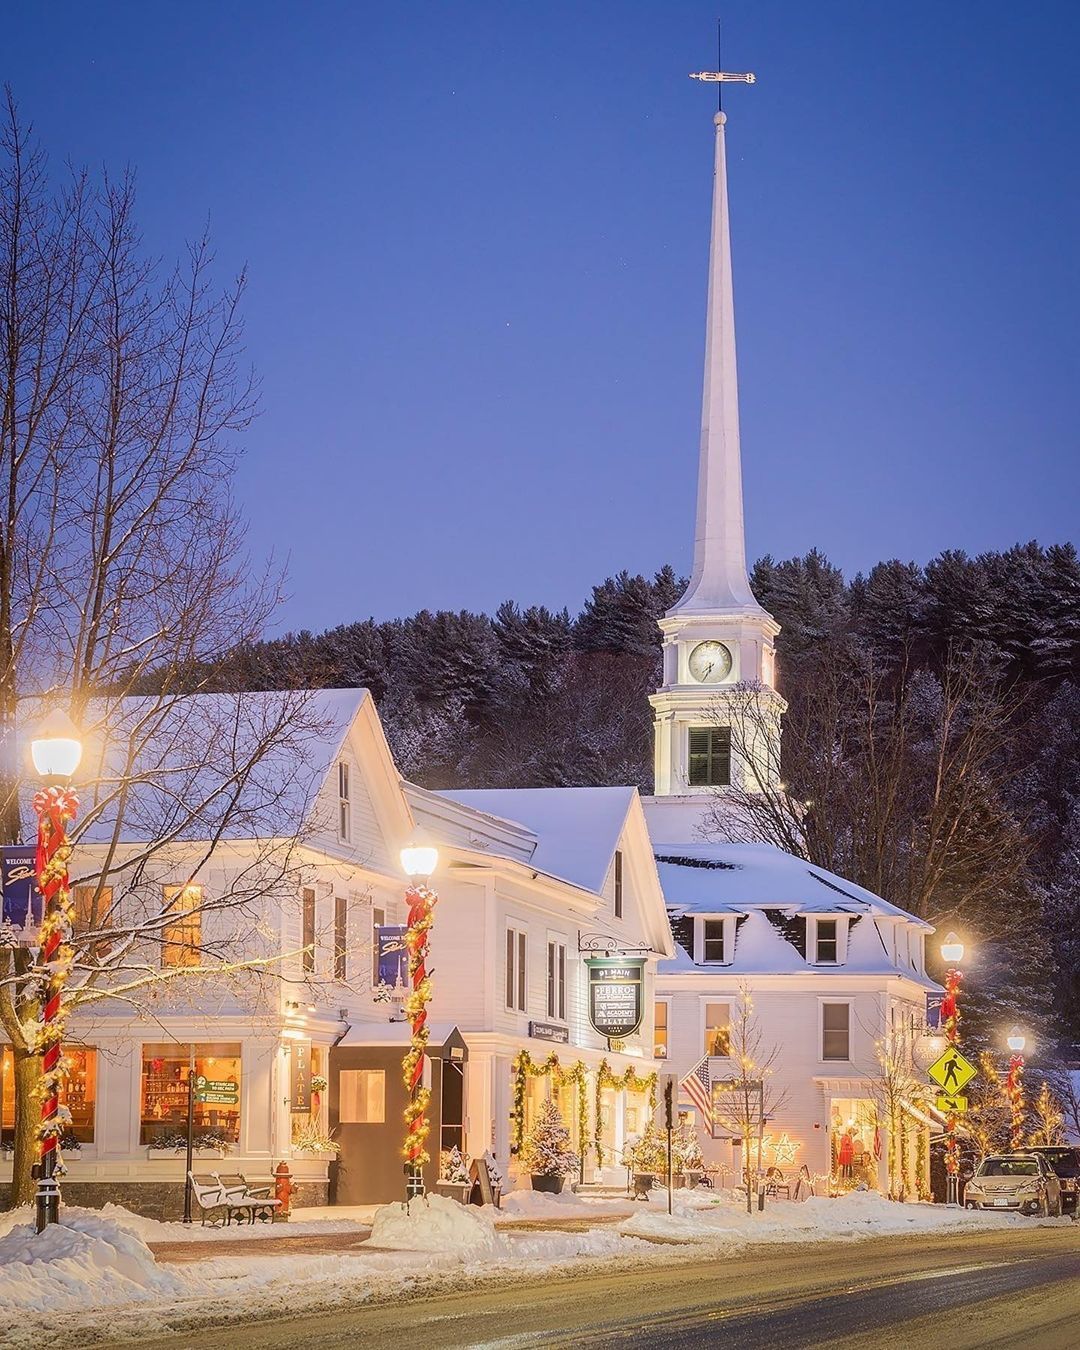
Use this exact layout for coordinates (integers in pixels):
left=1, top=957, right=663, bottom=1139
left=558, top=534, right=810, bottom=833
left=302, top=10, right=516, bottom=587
left=520, top=1098, right=580, bottom=1178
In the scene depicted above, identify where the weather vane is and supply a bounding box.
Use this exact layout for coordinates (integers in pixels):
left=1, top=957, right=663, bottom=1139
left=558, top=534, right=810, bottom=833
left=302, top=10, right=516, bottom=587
left=688, top=71, right=756, bottom=84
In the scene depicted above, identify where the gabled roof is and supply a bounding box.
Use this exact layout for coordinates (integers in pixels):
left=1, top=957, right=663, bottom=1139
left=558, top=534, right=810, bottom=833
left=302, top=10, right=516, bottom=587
left=21, top=688, right=368, bottom=846
left=437, top=786, right=637, bottom=895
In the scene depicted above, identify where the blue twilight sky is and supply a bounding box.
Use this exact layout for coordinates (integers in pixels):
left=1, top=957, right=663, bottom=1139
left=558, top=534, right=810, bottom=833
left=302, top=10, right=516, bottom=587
left=6, top=2, right=1080, bottom=632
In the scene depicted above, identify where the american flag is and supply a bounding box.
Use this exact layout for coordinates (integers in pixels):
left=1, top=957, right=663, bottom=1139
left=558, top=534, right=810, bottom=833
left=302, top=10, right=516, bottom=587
left=680, top=1055, right=714, bottom=1133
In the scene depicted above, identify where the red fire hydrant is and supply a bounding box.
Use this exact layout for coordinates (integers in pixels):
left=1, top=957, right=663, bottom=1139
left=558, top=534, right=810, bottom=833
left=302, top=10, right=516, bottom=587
left=275, top=1161, right=295, bottom=1220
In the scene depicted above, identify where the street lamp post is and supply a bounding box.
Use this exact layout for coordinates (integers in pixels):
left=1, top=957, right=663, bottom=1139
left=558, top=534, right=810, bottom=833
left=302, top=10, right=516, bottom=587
left=1005, top=1027, right=1026, bottom=1149
left=399, top=829, right=439, bottom=1202
left=939, top=932, right=964, bottom=1207
left=29, top=710, right=83, bottom=1234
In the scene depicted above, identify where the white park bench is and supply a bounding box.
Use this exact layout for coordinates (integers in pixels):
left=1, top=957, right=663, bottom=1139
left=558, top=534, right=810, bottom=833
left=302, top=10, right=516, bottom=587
left=187, top=1171, right=281, bottom=1225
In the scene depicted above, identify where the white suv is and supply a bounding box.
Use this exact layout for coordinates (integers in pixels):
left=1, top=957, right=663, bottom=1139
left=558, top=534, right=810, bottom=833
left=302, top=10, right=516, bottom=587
left=964, top=1153, right=1063, bottom=1217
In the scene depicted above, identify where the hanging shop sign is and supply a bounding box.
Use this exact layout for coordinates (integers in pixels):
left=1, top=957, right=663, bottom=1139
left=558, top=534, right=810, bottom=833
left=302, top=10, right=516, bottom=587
left=586, top=958, right=645, bottom=1039
left=376, top=924, right=409, bottom=992
left=289, top=1038, right=312, bottom=1113
left=1, top=846, right=42, bottom=943
left=528, top=1021, right=570, bottom=1044
left=194, top=1076, right=239, bottom=1105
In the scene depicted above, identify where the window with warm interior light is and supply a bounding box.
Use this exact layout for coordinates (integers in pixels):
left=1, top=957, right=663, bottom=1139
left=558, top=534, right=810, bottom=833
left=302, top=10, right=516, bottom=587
left=161, top=885, right=201, bottom=967
left=654, top=1001, right=669, bottom=1058
left=140, top=1042, right=241, bottom=1145
left=2, top=1045, right=97, bottom=1145
left=339, top=1068, right=385, bottom=1123
left=704, top=1003, right=731, bottom=1057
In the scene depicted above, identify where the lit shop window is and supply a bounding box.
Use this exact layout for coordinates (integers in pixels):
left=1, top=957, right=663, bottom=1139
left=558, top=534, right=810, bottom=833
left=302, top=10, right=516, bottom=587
left=140, top=1042, right=241, bottom=1147
left=1, top=1046, right=96, bottom=1146
left=654, top=1001, right=670, bottom=1059
left=704, top=1003, right=731, bottom=1057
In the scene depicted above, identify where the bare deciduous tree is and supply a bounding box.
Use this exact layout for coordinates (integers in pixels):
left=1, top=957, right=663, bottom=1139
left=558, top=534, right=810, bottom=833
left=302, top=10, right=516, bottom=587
left=0, top=94, right=334, bottom=1204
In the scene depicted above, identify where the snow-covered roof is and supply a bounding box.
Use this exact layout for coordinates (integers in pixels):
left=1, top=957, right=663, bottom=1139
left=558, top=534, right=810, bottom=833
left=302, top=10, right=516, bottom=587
left=436, top=786, right=636, bottom=895
left=336, top=1021, right=462, bottom=1049
left=656, top=841, right=938, bottom=987
left=18, top=688, right=367, bottom=846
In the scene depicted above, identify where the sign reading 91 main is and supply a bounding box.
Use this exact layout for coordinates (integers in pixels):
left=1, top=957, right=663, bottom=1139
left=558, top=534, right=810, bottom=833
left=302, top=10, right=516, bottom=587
left=586, top=959, right=645, bottom=1039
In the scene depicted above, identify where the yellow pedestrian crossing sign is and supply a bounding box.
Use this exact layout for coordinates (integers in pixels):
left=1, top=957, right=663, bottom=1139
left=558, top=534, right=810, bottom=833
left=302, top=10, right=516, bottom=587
left=928, top=1047, right=977, bottom=1095
left=936, top=1093, right=968, bottom=1114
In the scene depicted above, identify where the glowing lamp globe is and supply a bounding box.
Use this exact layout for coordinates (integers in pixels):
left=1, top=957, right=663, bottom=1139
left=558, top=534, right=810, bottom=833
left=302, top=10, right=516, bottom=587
left=940, top=932, right=964, bottom=965
left=30, top=710, right=83, bottom=780
left=1006, top=1027, right=1026, bottom=1054
left=400, top=830, right=439, bottom=880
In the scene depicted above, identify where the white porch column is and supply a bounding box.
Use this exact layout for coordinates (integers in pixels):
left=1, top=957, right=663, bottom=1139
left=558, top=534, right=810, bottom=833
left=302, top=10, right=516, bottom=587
left=465, top=1051, right=494, bottom=1163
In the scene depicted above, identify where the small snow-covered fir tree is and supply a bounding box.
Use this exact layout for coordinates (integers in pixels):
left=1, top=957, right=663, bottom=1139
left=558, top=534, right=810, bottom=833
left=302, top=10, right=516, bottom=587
left=520, top=1098, right=580, bottom=1178
left=440, top=1146, right=469, bottom=1183
left=673, top=1123, right=705, bottom=1173
left=624, top=1120, right=668, bottom=1175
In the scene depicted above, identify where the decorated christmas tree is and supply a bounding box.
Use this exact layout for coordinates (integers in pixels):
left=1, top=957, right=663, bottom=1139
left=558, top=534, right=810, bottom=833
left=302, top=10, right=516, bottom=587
left=440, top=1146, right=469, bottom=1184
left=520, top=1098, right=580, bottom=1178
left=624, top=1120, right=668, bottom=1175
left=673, top=1122, right=705, bottom=1173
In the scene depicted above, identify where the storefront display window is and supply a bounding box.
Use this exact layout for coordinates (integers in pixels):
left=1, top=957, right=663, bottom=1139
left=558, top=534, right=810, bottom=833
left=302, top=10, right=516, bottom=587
left=140, top=1042, right=241, bottom=1146
left=2, top=1045, right=96, bottom=1145
left=830, top=1097, right=878, bottom=1190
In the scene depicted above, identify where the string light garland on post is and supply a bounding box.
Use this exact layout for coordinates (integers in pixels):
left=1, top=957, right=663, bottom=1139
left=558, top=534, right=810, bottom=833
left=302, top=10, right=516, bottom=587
left=938, top=932, right=964, bottom=1207
left=1005, top=1027, right=1026, bottom=1149
left=399, top=830, right=439, bottom=1201
left=29, top=710, right=83, bottom=1234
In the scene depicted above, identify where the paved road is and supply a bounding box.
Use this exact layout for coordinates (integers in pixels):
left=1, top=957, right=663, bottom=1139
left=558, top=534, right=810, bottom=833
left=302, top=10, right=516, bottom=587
left=125, top=1224, right=1079, bottom=1350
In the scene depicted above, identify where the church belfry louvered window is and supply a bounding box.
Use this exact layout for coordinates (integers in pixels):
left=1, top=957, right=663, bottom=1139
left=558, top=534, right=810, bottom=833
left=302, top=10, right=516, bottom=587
left=688, top=726, right=731, bottom=787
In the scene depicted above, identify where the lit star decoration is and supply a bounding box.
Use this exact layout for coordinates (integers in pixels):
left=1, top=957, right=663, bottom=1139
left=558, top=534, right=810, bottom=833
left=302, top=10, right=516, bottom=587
left=771, top=1133, right=800, bottom=1167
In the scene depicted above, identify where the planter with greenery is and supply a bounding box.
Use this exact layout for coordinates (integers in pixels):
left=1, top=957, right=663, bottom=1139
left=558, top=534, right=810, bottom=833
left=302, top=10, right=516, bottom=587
left=520, top=1098, right=579, bottom=1194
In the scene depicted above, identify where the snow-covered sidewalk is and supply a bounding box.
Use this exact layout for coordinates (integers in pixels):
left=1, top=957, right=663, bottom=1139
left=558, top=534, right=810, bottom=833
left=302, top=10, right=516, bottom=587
left=0, top=1190, right=1069, bottom=1348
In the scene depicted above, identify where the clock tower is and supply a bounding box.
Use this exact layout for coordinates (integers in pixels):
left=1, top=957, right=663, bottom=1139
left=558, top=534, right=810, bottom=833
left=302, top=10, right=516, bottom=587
left=648, top=97, right=785, bottom=842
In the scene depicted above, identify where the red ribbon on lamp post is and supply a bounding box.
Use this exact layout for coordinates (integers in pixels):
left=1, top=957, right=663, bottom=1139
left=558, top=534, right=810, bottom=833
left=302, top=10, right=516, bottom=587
left=938, top=931, right=965, bottom=1207
left=33, top=785, right=79, bottom=1233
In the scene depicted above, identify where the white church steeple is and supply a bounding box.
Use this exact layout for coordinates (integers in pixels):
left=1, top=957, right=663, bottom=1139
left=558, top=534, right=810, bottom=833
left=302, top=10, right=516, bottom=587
left=648, top=80, right=785, bottom=837
left=674, top=109, right=762, bottom=617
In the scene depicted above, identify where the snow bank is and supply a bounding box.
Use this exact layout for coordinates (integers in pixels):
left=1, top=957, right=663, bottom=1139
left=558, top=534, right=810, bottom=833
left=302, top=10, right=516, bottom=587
left=369, top=1194, right=506, bottom=1256
left=0, top=1208, right=200, bottom=1314
left=98, top=1202, right=371, bottom=1242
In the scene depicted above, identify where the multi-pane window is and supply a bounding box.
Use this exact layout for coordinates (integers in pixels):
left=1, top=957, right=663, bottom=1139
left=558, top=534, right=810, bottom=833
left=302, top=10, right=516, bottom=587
left=506, top=927, right=527, bottom=1012
left=546, top=941, right=566, bottom=1021
left=161, top=885, right=201, bottom=968
left=815, top=919, right=838, bottom=963
left=334, top=892, right=348, bottom=980
left=614, top=851, right=623, bottom=920
left=688, top=727, right=732, bottom=787
left=654, top=1001, right=669, bottom=1058
left=704, top=1003, right=731, bottom=1057
left=822, top=1003, right=851, bottom=1061
left=74, top=885, right=113, bottom=957
left=371, top=906, right=385, bottom=985
left=702, top=919, right=725, bottom=963
left=338, top=761, right=351, bottom=842
left=302, top=887, right=316, bottom=973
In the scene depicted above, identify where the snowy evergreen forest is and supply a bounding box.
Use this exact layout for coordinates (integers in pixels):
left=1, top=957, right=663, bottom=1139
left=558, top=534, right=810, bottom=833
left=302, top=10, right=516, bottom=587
left=210, top=542, right=1080, bottom=1049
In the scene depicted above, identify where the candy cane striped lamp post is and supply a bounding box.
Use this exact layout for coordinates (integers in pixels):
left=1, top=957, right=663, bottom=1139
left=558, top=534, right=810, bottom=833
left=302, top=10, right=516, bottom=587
left=399, top=830, right=439, bottom=1202
left=1005, top=1027, right=1027, bottom=1150
left=939, top=931, right=964, bottom=1207
left=30, top=710, right=83, bottom=1234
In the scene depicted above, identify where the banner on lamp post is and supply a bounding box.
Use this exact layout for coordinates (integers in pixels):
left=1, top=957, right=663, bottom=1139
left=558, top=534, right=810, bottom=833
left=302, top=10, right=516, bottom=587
left=376, top=924, right=408, bottom=993
left=1, top=846, right=42, bottom=944
left=585, top=958, right=645, bottom=1039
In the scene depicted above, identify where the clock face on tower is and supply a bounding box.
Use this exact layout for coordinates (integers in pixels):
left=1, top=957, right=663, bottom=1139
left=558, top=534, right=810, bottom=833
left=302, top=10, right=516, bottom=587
left=687, top=640, right=733, bottom=684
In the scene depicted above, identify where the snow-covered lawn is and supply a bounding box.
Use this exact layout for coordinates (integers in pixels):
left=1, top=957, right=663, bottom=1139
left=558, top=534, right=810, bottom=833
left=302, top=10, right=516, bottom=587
left=0, top=1191, right=1069, bottom=1347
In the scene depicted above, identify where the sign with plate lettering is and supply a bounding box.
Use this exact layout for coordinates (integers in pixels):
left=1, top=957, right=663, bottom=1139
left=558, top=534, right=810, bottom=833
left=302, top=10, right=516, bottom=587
left=289, top=1038, right=312, bottom=1113
left=586, top=958, right=645, bottom=1039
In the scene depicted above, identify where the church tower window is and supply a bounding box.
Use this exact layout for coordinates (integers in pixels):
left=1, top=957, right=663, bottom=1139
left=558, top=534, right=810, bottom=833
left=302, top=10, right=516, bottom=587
left=688, top=727, right=731, bottom=787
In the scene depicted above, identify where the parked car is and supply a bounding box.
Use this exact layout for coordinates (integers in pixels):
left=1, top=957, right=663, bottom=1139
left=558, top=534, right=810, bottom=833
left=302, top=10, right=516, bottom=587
left=1025, top=1146, right=1080, bottom=1214
left=964, top=1153, right=1063, bottom=1216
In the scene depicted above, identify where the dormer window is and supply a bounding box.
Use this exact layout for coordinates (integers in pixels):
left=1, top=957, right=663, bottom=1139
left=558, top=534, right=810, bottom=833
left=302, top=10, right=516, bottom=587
left=815, top=919, right=838, bottom=964
left=703, top=919, right=725, bottom=963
